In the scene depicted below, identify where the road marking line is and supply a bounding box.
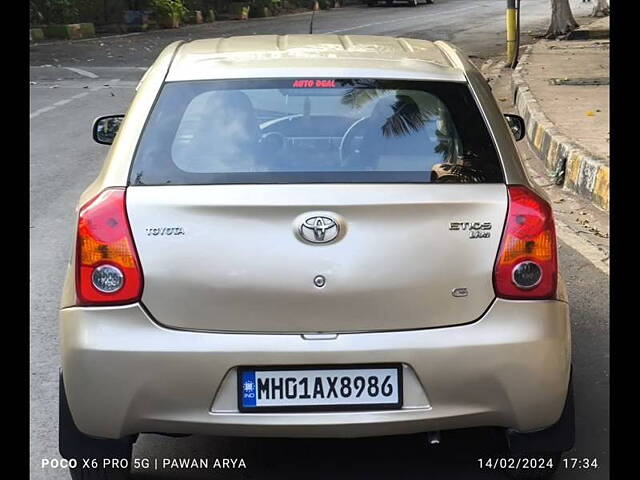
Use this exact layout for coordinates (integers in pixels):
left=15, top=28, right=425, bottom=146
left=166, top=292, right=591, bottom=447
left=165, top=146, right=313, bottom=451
left=556, top=220, right=609, bottom=276
left=30, top=79, right=120, bottom=120
left=64, top=67, right=98, bottom=78
left=323, top=5, right=483, bottom=34
left=30, top=81, right=138, bottom=89
left=30, top=92, right=87, bottom=119
left=29, top=106, right=56, bottom=118
left=325, top=15, right=432, bottom=34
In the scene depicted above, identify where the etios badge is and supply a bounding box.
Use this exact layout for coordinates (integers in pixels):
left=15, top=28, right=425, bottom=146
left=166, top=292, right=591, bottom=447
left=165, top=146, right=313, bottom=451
left=298, top=215, right=340, bottom=244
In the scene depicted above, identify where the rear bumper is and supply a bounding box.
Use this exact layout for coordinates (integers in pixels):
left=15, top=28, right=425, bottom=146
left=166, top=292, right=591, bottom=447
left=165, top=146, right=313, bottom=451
left=60, top=299, right=571, bottom=439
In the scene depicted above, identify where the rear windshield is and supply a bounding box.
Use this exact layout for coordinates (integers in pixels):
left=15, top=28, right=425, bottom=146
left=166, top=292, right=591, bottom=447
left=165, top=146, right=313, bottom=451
left=130, top=79, right=504, bottom=185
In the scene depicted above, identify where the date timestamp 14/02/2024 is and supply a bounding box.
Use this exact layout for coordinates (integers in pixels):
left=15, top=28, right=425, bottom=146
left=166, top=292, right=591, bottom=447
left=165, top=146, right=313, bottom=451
left=478, top=457, right=599, bottom=470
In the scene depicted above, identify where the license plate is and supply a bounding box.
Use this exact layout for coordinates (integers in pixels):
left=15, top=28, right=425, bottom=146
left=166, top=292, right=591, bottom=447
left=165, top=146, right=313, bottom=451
left=237, top=364, right=403, bottom=412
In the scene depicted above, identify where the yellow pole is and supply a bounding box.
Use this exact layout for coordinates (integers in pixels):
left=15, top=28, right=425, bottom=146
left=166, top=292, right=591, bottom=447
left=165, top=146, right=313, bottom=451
left=506, top=0, right=517, bottom=65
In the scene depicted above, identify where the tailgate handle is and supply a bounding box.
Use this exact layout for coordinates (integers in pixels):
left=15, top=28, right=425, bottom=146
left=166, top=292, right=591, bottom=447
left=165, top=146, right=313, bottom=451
left=301, top=334, right=339, bottom=341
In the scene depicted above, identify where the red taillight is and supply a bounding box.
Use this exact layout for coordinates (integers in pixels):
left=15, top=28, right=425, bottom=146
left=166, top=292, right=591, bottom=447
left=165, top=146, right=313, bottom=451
left=76, top=188, right=143, bottom=305
left=494, top=185, right=557, bottom=299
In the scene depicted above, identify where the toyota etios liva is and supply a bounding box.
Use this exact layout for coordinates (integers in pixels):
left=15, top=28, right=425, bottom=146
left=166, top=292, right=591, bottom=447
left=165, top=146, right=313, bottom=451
left=59, top=35, right=574, bottom=480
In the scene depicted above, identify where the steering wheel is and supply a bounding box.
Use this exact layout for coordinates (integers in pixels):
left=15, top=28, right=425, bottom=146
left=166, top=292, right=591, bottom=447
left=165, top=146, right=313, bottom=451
left=259, top=131, right=286, bottom=155
left=339, top=116, right=370, bottom=168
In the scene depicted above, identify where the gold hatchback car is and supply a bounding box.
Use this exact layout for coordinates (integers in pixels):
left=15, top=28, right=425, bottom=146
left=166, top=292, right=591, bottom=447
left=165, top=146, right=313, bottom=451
left=58, top=35, right=574, bottom=479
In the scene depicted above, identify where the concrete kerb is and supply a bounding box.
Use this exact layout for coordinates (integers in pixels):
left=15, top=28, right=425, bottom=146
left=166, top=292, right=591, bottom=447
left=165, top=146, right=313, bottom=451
left=29, top=9, right=318, bottom=47
left=511, top=45, right=609, bottom=211
left=569, top=16, right=610, bottom=40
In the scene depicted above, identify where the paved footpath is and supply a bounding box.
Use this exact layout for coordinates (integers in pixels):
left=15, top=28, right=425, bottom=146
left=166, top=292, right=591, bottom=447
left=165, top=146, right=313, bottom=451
left=510, top=27, right=609, bottom=210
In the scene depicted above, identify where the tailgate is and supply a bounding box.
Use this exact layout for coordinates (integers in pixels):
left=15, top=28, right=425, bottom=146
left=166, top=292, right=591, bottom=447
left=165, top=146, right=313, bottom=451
left=127, top=184, right=507, bottom=333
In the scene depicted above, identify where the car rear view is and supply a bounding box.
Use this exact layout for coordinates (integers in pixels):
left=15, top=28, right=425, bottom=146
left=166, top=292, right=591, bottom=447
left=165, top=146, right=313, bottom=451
left=59, top=36, right=573, bottom=480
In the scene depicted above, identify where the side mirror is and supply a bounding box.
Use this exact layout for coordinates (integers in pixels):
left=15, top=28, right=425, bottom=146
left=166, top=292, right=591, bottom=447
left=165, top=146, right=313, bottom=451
left=93, top=115, right=124, bottom=145
left=504, top=114, right=525, bottom=141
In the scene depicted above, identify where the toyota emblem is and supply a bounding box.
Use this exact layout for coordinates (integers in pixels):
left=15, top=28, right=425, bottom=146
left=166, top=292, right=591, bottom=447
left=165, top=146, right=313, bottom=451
left=298, top=215, right=340, bottom=244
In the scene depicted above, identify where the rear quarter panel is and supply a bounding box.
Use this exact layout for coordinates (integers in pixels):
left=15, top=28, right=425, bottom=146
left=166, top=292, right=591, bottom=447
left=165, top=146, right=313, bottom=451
left=59, top=41, right=184, bottom=309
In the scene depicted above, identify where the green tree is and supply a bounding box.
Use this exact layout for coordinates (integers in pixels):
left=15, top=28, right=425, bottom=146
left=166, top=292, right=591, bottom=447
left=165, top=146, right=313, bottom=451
left=149, top=0, right=189, bottom=20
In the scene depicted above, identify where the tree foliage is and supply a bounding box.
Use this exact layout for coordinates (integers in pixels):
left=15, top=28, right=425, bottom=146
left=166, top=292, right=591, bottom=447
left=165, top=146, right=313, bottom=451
left=30, top=0, right=80, bottom=24
left=148, top=0, right=189, bottom=19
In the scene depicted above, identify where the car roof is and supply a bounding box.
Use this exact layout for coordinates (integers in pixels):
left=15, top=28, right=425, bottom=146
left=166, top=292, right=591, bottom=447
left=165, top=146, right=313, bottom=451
left=165, top=35, right=467, bottom=83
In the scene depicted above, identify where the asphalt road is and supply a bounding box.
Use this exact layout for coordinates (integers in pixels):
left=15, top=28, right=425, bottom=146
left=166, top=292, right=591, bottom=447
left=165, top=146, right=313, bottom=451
left=30, top=1, right=607, bottom=479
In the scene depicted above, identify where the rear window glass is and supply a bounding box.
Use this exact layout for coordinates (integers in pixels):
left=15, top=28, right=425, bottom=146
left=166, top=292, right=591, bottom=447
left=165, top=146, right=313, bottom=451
left=130, top=79, right=504, bottom=185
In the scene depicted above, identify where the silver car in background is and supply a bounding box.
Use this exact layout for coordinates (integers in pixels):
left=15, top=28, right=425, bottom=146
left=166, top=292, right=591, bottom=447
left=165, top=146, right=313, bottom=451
left=58, top=35, right=574, bottom=480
